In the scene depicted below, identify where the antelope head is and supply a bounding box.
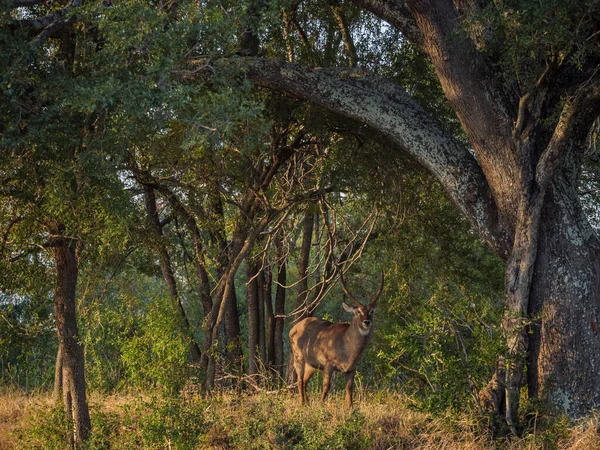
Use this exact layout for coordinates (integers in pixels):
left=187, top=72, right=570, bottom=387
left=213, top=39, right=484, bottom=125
left=341, top=271, right=383, bottom=336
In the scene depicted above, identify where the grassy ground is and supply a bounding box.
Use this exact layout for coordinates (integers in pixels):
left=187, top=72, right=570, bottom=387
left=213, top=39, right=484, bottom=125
left=1, top=387, right=599, bottom=449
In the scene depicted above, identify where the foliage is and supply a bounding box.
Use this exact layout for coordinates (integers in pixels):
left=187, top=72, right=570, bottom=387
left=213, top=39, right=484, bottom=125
left=78, top=266, right=192, bottom=394
left=376, top=282, right=503, bottom=411
left=469, top=0, right=600, bottom=91
left=0, top=292, right=56, bottom=390
left=118, top=284, right=190, bottom=395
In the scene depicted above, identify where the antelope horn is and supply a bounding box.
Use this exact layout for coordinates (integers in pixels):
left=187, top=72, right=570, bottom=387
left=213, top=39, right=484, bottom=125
left=340, top=271, right=362, bottom=307
left=368, top=271, right=384, bottom=307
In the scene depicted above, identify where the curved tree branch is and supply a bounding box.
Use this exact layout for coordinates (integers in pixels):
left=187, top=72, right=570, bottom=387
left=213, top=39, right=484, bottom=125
left=235, top=57, right=511, bottom=258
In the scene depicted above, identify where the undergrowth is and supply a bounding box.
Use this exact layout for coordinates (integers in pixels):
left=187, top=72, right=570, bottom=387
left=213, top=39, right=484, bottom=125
left=1, top=387, right=599, bottom=450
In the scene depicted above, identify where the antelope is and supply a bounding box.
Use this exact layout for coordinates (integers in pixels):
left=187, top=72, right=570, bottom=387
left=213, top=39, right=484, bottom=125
left=289, top=272, right=384, bottom=408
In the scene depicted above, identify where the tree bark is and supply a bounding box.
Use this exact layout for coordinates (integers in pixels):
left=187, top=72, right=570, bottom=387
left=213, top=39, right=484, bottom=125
left=235, top=13, right=600, bottom=423
left=527, top=176, right=600, bottom=418
left=209, top=190, right=243, bottom=375
left=142, top=184, right=202, bottom=362
left=257, top=264, right=266, bottom=365
left=52, top=235, right=91, bottom=447
left=297, top=211, right=314, bottom=318
left=273, top=241, right=287, bottom=380
left=264, top=265, right=275, bottom=374
left=53, top=340, right=63, bottom=404
left=247, top=260, right=260, bottom=376
left=153, top=182, right=214, bottom=371
left=241, top=58, right=510, bottom=258
left=330, top=3, right=358, bottom=67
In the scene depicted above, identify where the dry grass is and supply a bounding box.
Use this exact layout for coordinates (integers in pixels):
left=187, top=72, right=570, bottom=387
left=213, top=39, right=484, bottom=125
left=0, top=388, right=55, bottom=450
left=1, top=387, right=599, bottom=449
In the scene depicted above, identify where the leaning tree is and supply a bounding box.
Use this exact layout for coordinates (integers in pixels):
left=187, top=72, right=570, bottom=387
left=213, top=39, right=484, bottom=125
left=234, top=0, right=600, bottom=428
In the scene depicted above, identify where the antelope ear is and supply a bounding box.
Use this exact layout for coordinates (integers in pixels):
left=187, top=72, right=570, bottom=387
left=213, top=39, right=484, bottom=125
left=342, top=302, right=358, bottom=314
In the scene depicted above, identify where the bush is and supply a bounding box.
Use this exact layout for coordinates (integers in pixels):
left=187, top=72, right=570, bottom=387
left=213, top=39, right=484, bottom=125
left=120, top=295, right=190, bottom=395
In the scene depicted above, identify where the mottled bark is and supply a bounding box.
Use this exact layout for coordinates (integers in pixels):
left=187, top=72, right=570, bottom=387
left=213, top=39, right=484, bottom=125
left=241, top=58, right=509, bottom=258
left=527, top=175, right=600, bottom=418
left=52, top=235, right=90, bottom=447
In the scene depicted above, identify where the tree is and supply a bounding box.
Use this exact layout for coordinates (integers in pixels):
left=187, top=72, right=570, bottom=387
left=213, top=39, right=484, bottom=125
left=238, top=0, right=600, bottom=426
left=1, top=1, right=206, bottom=443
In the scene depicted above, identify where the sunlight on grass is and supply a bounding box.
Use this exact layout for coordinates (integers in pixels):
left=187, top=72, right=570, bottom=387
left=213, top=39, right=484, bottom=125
left=1, top=387, right=599, bottom=449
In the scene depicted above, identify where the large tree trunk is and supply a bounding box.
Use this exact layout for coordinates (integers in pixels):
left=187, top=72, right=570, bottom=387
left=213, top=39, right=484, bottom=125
left=527, top=178, right=600, bottom=417
left=52, top=236, right=91, bottom=447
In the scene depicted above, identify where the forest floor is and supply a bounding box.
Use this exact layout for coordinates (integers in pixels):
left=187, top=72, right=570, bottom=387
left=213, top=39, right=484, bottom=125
left=1, top=387, right=600, bottom=449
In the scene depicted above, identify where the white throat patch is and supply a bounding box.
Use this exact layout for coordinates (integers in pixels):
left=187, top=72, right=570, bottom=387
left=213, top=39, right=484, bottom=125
left=359, top=327, right=371, bottom=336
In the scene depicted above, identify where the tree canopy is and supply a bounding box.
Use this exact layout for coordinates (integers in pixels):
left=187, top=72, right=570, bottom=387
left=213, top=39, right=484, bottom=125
left=2, top=0, right=600, bottom=444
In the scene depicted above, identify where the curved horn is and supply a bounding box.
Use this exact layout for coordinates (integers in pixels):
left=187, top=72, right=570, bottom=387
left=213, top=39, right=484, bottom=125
left=368, top=271, right=384, bottom=307
left=340, top=272, right=362, bottom=307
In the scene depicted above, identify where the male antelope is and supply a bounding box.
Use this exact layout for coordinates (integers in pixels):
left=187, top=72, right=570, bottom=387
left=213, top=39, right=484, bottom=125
left=289, top=273, right=383, bottom=408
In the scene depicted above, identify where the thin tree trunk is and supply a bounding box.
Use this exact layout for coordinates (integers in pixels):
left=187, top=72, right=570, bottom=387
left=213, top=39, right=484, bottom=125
left=204, top=219, right=269, bottom=389
left=264, top=265, right=275, bottom=373
left=330, top=4, right=358, bottom=67
left=247, top=260, right=260, bottom=376
left=286, top=211, right=315, bottom=384
left=157, top=183, right=214, bottom=371
left=209, top=190, right=243, bottom=376
left=257, top=264, right=266, bottom=366
left=52, top=235, right=90, bottom=447
left=142, top=184, right=202, bottom=362
left=297, top=211, right=314, bottom=318
left=189, top=226, right=212, bottom=372
left=53, top=340, right=63, bottom=404
left=274, top=256, right=287, bottom=380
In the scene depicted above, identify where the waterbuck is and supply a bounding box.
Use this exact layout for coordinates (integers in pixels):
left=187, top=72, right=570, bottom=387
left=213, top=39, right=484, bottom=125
left=289, top=273, right=384, bottom=408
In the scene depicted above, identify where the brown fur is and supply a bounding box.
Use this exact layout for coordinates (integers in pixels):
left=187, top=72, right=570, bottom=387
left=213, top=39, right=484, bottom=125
left=289, top=303, right=376, bottom=408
